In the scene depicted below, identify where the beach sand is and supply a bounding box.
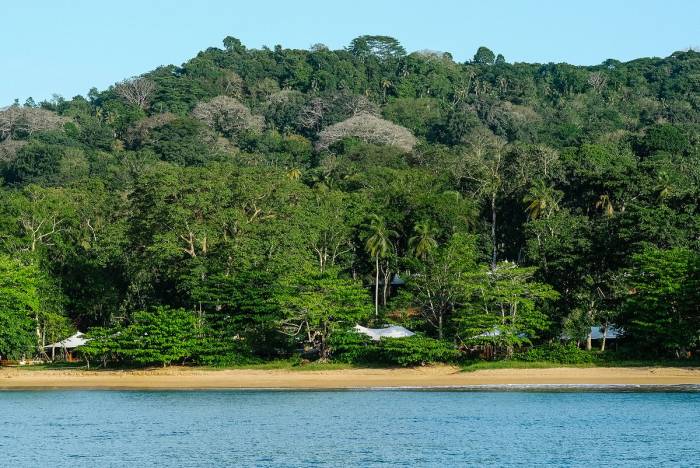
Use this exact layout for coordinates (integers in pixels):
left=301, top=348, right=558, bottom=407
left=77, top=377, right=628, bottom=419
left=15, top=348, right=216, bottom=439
left=2, top=366, right=700, bottom=389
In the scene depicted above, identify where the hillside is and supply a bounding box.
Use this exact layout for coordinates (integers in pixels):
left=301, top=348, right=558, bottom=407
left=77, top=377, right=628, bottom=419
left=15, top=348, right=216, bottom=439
left=0, top=35, right=699, bottom=365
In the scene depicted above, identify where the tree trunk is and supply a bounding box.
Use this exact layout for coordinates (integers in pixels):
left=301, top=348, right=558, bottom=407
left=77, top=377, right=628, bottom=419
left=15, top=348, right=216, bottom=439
left=382, top=263, right=390, bottom=306
left=491, top=192, right=497, bottom=270
left=586, top=333, right=592, bottom=351
left=600, top=323, right=608, bottom=351
left=374, top=256, right=380, bottom=317
left=35, top=314, right=42, bottom=357
left=438, top=314, right=443, bottom=340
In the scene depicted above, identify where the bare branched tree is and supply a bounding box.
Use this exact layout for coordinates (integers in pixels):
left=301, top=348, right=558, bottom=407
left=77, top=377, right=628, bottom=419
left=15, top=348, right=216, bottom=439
left=114, top=77, right=156, bottom=109
left=342, top=93, right=379, bottom=117
left=0, top=107, right=67, bottom=141
left=192, top=96, right=264, bottom=137
left=219, top=70, right=245, bottom=99
left=298, top=92, right=380, bottom=133
left=0, top=139, right=28, bottom=162
left=588, top=72, right=608, bottom=93
left=317, top=113, right=417, bottom=152
left=298, top=97, right=328, bottom=132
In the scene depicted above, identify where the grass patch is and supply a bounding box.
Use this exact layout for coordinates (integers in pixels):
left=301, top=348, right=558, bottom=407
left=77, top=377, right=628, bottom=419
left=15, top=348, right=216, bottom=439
left=199, top=359, right=363, bottom=371
left=4, top=362, right=88, bottom=371
left=460, top=360, right=597, bottom=372
left=460, top=358, right=700, bottom=372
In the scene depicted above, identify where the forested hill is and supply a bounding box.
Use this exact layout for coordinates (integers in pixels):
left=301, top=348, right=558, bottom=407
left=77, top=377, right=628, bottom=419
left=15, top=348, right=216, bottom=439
left=1, top=36, right=699, bottom=365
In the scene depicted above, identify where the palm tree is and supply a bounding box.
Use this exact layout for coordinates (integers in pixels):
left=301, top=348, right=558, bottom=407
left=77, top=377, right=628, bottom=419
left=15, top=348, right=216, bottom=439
left=365, top=215, right=397, bottom=317
left=595, top=194, right=615, bottom=218
left=523, top=180, right=562, bottom=220
left=381, top=79, right=393, bottom=102
left=286, top=167, right=302, bottom=180
left=654, top=171, right=674, bottom=203
left=408, top=222, right=439, bottom=260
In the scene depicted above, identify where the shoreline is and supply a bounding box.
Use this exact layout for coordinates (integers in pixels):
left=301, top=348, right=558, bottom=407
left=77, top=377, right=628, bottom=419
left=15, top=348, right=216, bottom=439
left=2, top=366, right=700, bottom=390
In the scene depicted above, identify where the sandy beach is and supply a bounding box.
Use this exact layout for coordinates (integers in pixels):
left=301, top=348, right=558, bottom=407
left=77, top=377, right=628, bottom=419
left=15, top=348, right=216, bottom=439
left=2, top=366, right=700, bottom=389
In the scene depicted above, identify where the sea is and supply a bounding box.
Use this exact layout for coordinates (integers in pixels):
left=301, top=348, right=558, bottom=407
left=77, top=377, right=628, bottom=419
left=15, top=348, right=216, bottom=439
left=1, top=387, right=699, bottom=466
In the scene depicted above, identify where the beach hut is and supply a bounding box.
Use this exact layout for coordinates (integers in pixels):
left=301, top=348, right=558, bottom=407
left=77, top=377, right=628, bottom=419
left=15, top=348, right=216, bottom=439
left=589, top=325, right=621, bottom=351
left=589, top=325, right=621, bottom=340
left=354, top=324, right=415, bottom=341
left=44, top=332, right=88, bottom=362
left=560, top=325, right=622, bottom=350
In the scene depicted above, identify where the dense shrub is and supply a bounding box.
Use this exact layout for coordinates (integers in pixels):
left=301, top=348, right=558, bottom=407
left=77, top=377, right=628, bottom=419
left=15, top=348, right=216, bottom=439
left=514, top=343, right=596, bottom=364
left=378, top=336, right=460, bottom=366
left=193, top=342, right=258, bottom=367
left=331, top=331, right=459, bottom=366
left=329, top=329, right=379, bottom=363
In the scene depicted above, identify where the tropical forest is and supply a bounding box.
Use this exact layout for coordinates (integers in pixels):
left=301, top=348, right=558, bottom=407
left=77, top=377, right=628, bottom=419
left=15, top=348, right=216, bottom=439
left=1, top=35, right=699, bottom=367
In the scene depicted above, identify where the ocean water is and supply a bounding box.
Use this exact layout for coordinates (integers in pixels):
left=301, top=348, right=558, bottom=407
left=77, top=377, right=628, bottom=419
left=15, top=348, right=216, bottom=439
left=1, top=388, right=699, bottom=467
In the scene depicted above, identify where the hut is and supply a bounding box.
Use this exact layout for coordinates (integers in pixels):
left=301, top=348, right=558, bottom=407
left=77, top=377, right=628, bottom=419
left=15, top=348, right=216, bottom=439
left=44, top=332, right=88, bottom=362
left=590, top=325, right=622, bottom=341
left=354, top=324, right=414, bottom=341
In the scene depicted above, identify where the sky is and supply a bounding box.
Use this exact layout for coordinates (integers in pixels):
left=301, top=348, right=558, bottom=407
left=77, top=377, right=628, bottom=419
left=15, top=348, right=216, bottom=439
left=2, top=0, right=699, bottom=105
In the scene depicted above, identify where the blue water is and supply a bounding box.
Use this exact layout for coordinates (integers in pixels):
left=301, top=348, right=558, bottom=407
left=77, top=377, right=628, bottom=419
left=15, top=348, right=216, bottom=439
left=1, top=389, right=699, bottom=467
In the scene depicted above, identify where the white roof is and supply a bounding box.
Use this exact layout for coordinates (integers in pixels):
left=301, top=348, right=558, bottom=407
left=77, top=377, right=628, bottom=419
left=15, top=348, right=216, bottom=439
left=472, top=327, right=527, bottom=339
left=561, top=325, right=622, bottom=341
left=354, top=325, right=415, bottom=341
left=590, top=326, right=622, bottom=340
left=44, top=332, right=88, bottom=349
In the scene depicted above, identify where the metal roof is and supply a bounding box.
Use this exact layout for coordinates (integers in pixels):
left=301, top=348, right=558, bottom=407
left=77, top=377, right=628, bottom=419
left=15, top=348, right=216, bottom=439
left=44, top=332, right=88, bottom=349
left=590, top=326, right=622, bottom=340
left=354, top=325, right=414, bottom=341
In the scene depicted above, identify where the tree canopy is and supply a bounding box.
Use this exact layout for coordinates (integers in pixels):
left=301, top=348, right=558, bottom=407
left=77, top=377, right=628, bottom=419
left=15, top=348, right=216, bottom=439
left=1, top=35, right=699, bottom=364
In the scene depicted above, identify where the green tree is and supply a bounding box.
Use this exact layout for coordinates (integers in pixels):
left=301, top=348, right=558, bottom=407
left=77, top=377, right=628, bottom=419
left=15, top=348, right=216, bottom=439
left=0, top=255, right=40, bottom=359
left=522, top=180, right=562, bottom=220
left=364, top=214, right=397, bottom=316
left=348, top=35, right=406, bottom=61
left=276, top=268, right=371, bottom=360
left=621, top=248, right=700, bottom=356
left=408, top=221, right=439, bottom=260
left=406, top=233, right=478, bottom=339
left=456, top=262, right=558, bottom=353
left=473, top=46, right=496, bottom=65
left=451, top=129, right=507, bottom=270
left=82, top=307, right=199, bottom=366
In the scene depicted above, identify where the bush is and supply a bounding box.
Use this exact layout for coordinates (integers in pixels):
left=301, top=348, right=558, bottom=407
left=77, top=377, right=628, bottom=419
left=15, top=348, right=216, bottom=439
left=81, top=307, right=200, bottom=366
left=514, top=343, right=596, bottom=364
left=330, top=331, right=459, bottom=366
left=329, top=330, right=379, bottom=363
left=379, top=336, right=460, bottom=366
left=191, top=335, right=256, bottom=367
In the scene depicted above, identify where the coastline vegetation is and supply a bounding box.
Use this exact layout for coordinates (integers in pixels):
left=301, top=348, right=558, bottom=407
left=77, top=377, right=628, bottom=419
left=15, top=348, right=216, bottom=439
left=0, top=36, right=699, bottom=368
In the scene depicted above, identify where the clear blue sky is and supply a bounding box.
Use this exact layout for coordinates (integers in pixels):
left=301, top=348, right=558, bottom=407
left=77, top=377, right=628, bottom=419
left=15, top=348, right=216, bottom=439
left=3, top=0, right=699, bottom=105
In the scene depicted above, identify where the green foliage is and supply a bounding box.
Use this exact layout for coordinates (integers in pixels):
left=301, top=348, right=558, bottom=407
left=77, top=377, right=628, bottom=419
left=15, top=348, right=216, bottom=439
left=405, top=233, right=478, bottom=339
left=377, top=336, right=460, bottom=366
left=636, top=124, right=690, bottom=156
left=5, top=142, right=64, bottom=184
left=276, top=268, right=372, bottom=359
left=514, top=343, right=596, bottom=364
left=348, top=35, right=406, bottom=61
left=621, top=248, right=700, bottom=355
left=0, top=256, right=41, bottom=359
left=1, top=35, right=700, bottom=364
left=143, top=117, right=214, bottom=165
left=455, top=263, right=559, bottom=348
left=81, top=307, right=200, bottom=366
left=383, top=98, right=443, bottom=139
left=330, top=331, right=459, bottom=366
left=473, top=46, right=496, bottom=65
left=328, top=329, right=379, bottom=363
